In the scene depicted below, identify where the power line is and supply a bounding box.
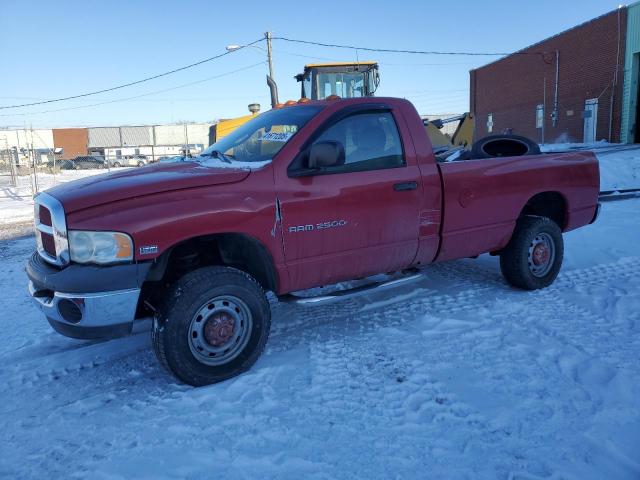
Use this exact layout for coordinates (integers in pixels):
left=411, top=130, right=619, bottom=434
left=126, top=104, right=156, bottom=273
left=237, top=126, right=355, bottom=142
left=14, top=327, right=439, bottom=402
left=275, top=48, right=476, bottom=67
left=0, top=37, right=265, bottom=110
left=273, top=36, right=542, bottom=57
left=0, top=62, right=267, bottom=117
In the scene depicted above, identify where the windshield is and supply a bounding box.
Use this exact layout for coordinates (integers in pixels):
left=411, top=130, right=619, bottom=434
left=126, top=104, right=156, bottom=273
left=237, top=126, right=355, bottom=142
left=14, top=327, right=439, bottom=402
left=315, top=72, right=367, bottom=99
left=200, top=105, right=322, bottom=164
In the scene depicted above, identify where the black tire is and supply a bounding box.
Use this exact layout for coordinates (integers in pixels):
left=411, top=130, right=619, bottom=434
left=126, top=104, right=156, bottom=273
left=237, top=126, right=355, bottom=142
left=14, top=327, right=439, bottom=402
left=137, top=161, right=145, bottom=167
left=152, top=266, right=271, bottom=386
left=471, top=134, right=541, bottom=159
left=113, top=162, right=121, bottom=168
left=500, top=216, right=563, bottom=290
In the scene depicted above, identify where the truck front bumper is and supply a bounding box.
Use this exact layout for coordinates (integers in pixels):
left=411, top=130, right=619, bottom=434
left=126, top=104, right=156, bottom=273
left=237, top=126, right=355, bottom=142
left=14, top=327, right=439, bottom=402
left=28, top=282, right=140, bottom=339
left=26, top=252, right=152, bottom=339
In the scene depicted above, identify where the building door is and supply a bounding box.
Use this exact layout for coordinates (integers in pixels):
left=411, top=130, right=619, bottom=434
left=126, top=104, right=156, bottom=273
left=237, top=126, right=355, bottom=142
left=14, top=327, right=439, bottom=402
left=635, top=72, right=640, bottom=143
left=583, top=98, right=598, bottom=143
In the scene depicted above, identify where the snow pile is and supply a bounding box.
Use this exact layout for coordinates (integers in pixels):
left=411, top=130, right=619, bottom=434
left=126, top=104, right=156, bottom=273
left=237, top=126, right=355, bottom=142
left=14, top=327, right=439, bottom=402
left=0, top=169, right=111, bottom=224
left=597, top=147, right=640, bottom=192
left=538, top=143, right=640, bottom=191
left=0, top=199, right=638, bottom=478
left=195, top=157, right=272, bottom=170
left=539, top=140, right=618, bottom=152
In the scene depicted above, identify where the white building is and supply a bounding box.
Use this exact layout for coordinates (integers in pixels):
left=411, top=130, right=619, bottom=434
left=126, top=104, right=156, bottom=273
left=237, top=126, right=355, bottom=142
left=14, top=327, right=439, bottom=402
left=89, top=123, right=212, bottom=161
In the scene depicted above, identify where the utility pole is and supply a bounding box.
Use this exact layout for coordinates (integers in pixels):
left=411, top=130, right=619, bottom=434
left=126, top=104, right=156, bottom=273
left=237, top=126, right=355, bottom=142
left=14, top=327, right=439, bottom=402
left=265, top=31, right=275, bottom=81
left=5, top=137, right=17, bottom=187
left=265, top=31, right=279, bottom=108
left=542, top=77, right=546, bottom=145
left=226, top=34, right=278, bottom=107
left=152, top=125, right=156, bottom=162
left=29, top=126, right=39, bottom=195
left=552, top=50, right=559, bottom=128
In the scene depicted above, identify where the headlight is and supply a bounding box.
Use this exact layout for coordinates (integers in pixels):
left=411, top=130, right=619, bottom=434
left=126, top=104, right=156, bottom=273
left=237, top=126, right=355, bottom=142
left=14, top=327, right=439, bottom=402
left=68, top=231, right=133, bottom=264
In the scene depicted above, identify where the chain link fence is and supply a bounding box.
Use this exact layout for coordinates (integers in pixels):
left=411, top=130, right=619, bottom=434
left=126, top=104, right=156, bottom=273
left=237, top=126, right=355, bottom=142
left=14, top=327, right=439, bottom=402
left=0, top=145, right=205, bottom=203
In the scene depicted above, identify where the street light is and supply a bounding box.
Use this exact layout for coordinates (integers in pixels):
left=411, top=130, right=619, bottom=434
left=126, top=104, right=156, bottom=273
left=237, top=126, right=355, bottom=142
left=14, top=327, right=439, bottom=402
left=225, top=44, right=265, bottom=53
left=226, top=32, right=277, bottom=107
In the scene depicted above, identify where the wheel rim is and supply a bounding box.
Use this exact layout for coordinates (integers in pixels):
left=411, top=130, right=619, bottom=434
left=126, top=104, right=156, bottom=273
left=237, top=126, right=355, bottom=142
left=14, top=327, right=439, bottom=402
left=528, top=232, right=555, bottom=277
left=187, top=295, right=253, bottom=366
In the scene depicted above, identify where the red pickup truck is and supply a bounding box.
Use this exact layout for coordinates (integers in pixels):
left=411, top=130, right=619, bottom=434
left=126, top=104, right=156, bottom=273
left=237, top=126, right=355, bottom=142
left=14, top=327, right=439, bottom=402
left=27, top=97, right=600, bottom=386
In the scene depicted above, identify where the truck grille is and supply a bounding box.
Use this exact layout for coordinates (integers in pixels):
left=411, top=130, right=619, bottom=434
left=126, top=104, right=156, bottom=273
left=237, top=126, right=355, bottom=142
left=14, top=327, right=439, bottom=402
left=41, top=231, right=56, bottom=257
left=34, top=193, right=69, bottom=267
left=39, top=205, right=52, bottom=227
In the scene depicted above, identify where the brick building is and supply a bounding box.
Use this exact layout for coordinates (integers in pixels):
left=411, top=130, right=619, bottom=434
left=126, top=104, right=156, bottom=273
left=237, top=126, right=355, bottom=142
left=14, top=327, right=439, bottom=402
left=52, top=128, right=88, bottom=159
left=470, top=7, right=630, bottom=144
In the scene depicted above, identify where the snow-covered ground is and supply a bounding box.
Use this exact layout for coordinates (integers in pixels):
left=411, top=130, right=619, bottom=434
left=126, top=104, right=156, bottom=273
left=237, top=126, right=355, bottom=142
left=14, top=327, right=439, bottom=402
left=596, top=146, right=640, bottom=192
left=0, top=169, right=111, bottom=224
left=0, top=198, right=638, bottom=479
left=540, top=142, right=640, bottom=192
left=1, top=146, right=639, bottom=227
left=539, top=140, right=619, bottom=152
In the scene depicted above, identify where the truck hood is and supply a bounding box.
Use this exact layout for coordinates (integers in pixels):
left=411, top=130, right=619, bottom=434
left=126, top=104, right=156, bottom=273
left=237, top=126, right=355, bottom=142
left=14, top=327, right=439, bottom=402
left=47, top=161, right=251, bottom=213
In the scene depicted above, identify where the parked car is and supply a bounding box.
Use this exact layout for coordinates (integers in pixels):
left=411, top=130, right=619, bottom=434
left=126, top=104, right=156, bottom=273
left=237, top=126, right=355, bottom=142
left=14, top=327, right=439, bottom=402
left=70, top=156, right=107, bottom=169
left=27, top=97, right=600, bottom=386
left=45, top=159, right=76, bottom=170
left=111, top=155, right=148, bottom=168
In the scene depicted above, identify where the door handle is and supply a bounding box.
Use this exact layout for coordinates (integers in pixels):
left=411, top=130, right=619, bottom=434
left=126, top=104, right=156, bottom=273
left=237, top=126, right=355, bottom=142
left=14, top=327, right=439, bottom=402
left=393, top=181, right=418, bottom=192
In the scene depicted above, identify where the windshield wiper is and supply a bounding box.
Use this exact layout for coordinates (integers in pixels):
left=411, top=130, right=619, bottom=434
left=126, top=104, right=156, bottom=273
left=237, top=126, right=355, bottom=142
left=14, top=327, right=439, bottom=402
left=200, top=150, right=233, bottom=164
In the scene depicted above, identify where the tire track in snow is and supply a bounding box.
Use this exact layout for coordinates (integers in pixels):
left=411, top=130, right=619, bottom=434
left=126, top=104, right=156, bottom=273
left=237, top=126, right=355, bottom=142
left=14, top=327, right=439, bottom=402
left=263, top=256, right=640, bottom=477
left=4, top=256, right=638, bottom=398
left=0, top=332, right=151, bottom=390
left=269, top=256, right=640, bottom=354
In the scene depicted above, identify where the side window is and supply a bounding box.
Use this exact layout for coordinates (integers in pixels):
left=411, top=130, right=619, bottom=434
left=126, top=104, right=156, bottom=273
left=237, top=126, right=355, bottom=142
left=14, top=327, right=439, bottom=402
left=313, top=111, right=404, bottom=173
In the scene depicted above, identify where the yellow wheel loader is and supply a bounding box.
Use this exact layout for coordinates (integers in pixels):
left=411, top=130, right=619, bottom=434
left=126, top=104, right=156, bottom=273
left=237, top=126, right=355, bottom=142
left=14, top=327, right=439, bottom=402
left=294, top=62, right=380, bottom=99
left=210, top=61, right=474, bottom=152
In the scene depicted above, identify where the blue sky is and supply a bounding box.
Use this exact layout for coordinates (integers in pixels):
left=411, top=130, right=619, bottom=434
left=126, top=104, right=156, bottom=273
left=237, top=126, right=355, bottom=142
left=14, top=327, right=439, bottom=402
left=0, top=0, right=624, bottom=127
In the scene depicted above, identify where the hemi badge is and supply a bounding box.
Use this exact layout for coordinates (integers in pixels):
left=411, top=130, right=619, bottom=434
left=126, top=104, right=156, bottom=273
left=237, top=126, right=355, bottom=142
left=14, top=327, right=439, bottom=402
left=139, top=245, right=158, bottom=255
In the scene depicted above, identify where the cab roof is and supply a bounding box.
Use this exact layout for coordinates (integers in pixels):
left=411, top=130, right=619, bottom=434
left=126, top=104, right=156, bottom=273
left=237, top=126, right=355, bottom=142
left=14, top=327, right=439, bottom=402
left=303, top=61, right=378, bottom=69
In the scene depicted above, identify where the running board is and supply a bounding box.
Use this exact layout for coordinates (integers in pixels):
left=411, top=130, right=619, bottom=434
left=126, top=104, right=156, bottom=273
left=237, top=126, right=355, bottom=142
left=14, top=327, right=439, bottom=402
left=280, top=272, right=423, bottom=306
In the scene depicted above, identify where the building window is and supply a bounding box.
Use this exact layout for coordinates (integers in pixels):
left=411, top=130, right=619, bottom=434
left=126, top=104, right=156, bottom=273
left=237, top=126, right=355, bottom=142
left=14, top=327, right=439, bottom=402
left=536, top=105, right=544, bottom=129
left=115, top=149, right=122, bottom=159
left=487, top=114, right=493, bottom=133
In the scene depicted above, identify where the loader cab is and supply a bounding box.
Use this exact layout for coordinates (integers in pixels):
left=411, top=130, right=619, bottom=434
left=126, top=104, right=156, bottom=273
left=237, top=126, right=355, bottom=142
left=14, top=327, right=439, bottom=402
left=295, top=62, right=380, bottom=100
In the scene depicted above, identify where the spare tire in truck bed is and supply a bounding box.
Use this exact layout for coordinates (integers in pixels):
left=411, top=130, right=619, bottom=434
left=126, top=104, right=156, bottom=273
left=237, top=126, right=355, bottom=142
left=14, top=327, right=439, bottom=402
left=471, top=134, right=541, bottom=159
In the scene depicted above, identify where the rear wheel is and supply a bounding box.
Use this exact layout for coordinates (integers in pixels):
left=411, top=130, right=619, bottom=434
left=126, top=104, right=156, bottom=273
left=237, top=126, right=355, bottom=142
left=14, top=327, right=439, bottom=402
left=500, top=216, right=563, bottom=290
left=152, top=266, right=271, bottom=386
left=113, top=161, right=122, bottom=168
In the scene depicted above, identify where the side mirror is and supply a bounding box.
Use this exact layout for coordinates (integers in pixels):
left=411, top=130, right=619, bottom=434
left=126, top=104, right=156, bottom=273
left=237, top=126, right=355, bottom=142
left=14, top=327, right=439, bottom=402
left=308, top=141, right=345, bottom=169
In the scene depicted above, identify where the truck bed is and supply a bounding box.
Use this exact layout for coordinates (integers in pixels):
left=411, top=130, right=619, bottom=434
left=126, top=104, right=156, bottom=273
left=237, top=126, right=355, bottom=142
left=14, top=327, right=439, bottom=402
left=434, top=151, right=600, bottom=262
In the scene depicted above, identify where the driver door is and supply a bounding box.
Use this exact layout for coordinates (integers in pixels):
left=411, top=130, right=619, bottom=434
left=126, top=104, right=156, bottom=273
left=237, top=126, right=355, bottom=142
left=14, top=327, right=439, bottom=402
left=275, top=106, right=422, bottom=291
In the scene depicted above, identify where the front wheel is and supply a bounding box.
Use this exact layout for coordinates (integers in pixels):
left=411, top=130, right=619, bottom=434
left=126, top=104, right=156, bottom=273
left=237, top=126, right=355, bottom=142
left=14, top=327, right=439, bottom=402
left=500, top=216, right=563, bottom=290
left=152, top=266, right=271, bottom=386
